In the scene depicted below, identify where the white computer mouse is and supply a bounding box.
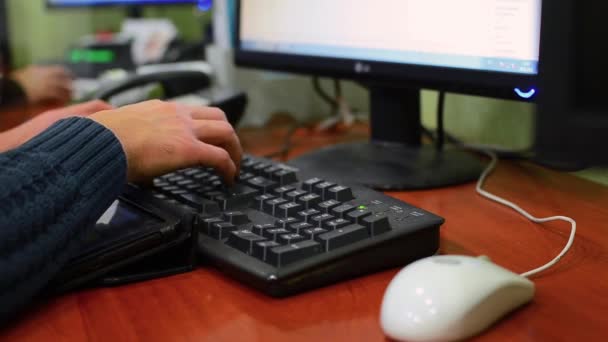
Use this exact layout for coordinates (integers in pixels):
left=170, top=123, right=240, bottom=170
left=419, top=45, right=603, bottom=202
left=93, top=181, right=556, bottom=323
left=380, top=255, right=535, bottom=342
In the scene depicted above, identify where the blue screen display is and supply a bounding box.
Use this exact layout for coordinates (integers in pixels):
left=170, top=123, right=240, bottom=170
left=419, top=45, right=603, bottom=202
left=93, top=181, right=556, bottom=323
left=48, top=0, right=197, bottom=6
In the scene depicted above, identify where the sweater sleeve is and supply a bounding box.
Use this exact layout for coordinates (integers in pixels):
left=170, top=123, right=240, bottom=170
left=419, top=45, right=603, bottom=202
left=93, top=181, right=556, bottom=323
left=0, top=117, right=127, bottom=320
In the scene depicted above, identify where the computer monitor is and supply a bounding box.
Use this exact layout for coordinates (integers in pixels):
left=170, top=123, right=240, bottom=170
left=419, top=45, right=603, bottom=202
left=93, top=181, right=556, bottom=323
left=236, top=0, right=543, bottom=190
left=47, top=0, right=201, bottom=17
left=535, top=1, right=608, bottom=168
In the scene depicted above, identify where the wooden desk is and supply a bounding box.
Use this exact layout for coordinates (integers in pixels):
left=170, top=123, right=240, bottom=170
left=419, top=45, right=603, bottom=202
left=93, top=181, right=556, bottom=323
left=2, top=123, right=607, bottom=342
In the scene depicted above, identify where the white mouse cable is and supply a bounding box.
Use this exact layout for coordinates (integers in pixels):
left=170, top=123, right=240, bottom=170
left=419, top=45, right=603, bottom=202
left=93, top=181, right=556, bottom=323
left=475, top=150, right=577, bottom=278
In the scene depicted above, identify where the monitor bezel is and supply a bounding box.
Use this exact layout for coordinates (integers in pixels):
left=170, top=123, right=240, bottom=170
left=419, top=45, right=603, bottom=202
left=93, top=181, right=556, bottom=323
left=234, top=0, right=539, bottom=102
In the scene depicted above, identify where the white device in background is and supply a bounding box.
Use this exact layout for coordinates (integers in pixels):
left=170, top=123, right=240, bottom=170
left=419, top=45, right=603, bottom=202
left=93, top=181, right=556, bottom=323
left=380, top=255, right=534, bottom=342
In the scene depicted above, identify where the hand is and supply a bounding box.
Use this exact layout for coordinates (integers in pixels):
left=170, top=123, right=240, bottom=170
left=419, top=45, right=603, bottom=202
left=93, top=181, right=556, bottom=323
left=11, top=65, right=73, bottom=104
left=90, top=100, right=242, bottom=184
left=0, top=100, right=113, bottom=152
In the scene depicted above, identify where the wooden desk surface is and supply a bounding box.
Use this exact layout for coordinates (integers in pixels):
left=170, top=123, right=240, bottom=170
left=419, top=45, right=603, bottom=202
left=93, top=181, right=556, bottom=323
left=2, top=123, right=608, bottom=342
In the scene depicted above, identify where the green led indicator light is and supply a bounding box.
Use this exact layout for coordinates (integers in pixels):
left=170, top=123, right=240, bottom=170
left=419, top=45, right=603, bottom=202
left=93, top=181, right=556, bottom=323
left=70, top=49, right=115, bottom=64
left=358, top=205, right=367, bottom=210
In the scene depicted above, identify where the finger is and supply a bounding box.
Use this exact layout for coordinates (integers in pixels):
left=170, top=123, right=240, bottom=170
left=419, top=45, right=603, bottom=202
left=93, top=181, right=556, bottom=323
left=48, top=78, right=74, bottom=92
left=192, top=120, right=242, bottom=170
left=188, top=106, right=228, bottom=122
left=45, top=66, right=73, bottom=80
left=44, top=85, right=72, bottom=103
left=194, top=141, right=237, bottom=185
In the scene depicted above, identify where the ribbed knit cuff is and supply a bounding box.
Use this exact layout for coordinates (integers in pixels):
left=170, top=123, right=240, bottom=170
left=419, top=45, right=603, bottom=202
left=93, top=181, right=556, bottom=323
left=20, top=117, right=127, bottom=197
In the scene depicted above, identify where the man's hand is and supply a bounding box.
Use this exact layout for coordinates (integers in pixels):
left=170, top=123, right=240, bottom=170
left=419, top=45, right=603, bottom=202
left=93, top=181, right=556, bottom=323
left=0, top=100, right=113, bottom=152
left=90, top=100, right=242, bottom=184
left=11, top=65, right=73, bottom=104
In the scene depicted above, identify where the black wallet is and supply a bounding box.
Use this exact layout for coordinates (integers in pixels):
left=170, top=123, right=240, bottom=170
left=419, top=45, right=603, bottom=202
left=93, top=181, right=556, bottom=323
left=47, top=185, right=198, bottom=294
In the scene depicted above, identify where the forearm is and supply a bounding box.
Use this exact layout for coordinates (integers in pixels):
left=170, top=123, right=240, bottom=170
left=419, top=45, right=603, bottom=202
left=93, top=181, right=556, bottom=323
left=0, top=117, right=127, bottom=320
left=0, top=129, right=23, bottom=152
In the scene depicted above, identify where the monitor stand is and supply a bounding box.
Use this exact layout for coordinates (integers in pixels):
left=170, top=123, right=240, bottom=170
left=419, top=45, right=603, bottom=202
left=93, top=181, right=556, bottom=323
left=289, top=86, right=484, bottom=190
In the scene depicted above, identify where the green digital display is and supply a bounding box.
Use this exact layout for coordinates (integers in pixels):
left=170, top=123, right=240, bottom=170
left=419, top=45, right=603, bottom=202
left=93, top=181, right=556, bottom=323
left=69, top=49, right=115, bottom=64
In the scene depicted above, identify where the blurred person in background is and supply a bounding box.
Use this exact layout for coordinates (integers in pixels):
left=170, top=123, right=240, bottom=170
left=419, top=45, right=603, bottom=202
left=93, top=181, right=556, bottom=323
left=1, top=64, right=73, bottom=108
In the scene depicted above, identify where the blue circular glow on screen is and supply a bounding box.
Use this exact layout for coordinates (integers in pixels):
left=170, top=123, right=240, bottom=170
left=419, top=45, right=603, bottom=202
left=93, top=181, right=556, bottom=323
left=197, top=0, right=212, bottom=11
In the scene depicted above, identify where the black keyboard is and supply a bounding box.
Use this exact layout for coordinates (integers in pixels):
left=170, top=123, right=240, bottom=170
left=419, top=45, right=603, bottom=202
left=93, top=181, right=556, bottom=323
left=147, top=155, right=444, bottom=297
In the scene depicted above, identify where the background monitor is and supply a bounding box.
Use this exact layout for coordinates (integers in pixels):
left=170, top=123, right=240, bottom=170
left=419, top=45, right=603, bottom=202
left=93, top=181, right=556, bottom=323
left=236, top=0, right=543, bottom=189
left=47, top=0, right=202, bottom=17
left=47, top=0, right=199, bottom=6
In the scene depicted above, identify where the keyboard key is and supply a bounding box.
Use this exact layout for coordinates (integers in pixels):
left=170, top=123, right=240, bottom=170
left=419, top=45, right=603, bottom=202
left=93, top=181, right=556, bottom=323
left=288, top=222, right=313, bottom=234
left=331, top=204, right=357, bottom=218
left=161, top=185, right=180, bottom=192
left=263, top=198, right=289, bottom=216
left=262, top=165, right=283, bottom=178
left=302, top=227, right=328, bottom=240
left=247, top=176, right=278, bottom=193
left=253, top=194, right=276, bottom=210
left=252, top=223, right=276, bottom=236
left=317, top=200, right=341, bottom=213
left=276, top=202, right=303, bottom=218
left=199, top=217, right=223, bottom=235
left=285, top=190, right=308, bottom=202
left=182, top=168, right=203, bottom=177
left=252, top=162, right=272, bottom=175
left=302, top=178, right=324, bottom=192
left=207, top=175, right=221, bottom=183
left=362, top=213, right=392, bottom=236
left=209, top=222, right=237, bottom=240
left=215, top=185, right=259, bottom=210
left=346, top=208, right=373, bottom=224
left=324, top=218, right=351, bottom=230
left=153, top=179, right=170, bottom=188
left=173, top=193, right=220, bottom=214
left=239, top=172, right=255, bottom=181
left=252, top=241, right=281, bottom=261
left=263, top=228, right=291, bottom=241
left=184, top=183, right=203, bottom=191
left=310, top=214, right=335, bottom=228
left=266, top=240, right=323, bottom=267
left=298, top=208, right=321, bottom=222
left=241, top=158, right=259, bottom=170
left=193, top=172, right=212, bottom=181
left=275, top=217, right=299, bottom=228
left=169, top=189, right=188, bottom=195
left=176, top=179, right=194, bottom=186
left=297, top=193, right=322, bottom=209
left=273, top=185, right=297, bottom=198
left=273, top=169, right=298, bottom=185
left=167, top=175, right=185, bottom=182
left=313, top=181, right=337, bottom=198
left=203, top=191, right=224, bottom=201
left=316, top=224, right=369, bottom=251
left=228, top=230, right=266, bottom=254
left=277, top=233, right=306, bottom=245
left=195, top=185, right=215, bottom=196
left=223, top=211, right=250, bottom=225
left=160, top=172, right=179, bottom=180
left=327, top=186, right=355, bottom=202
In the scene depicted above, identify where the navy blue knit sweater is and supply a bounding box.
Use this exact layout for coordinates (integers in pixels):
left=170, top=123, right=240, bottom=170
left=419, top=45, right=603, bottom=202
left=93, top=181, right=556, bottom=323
left=0, top=117, right=127, bottom=321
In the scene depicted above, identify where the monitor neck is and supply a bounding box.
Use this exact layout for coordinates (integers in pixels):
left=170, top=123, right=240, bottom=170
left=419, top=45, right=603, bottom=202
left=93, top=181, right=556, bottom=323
left=126, top=6, right=143, bottom=19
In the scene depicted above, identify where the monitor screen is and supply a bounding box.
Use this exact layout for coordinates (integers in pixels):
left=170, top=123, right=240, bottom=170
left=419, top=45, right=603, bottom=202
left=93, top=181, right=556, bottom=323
left=47, top=0, right=197, bottom=6
left=240, top=0, right=542, bottom=76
